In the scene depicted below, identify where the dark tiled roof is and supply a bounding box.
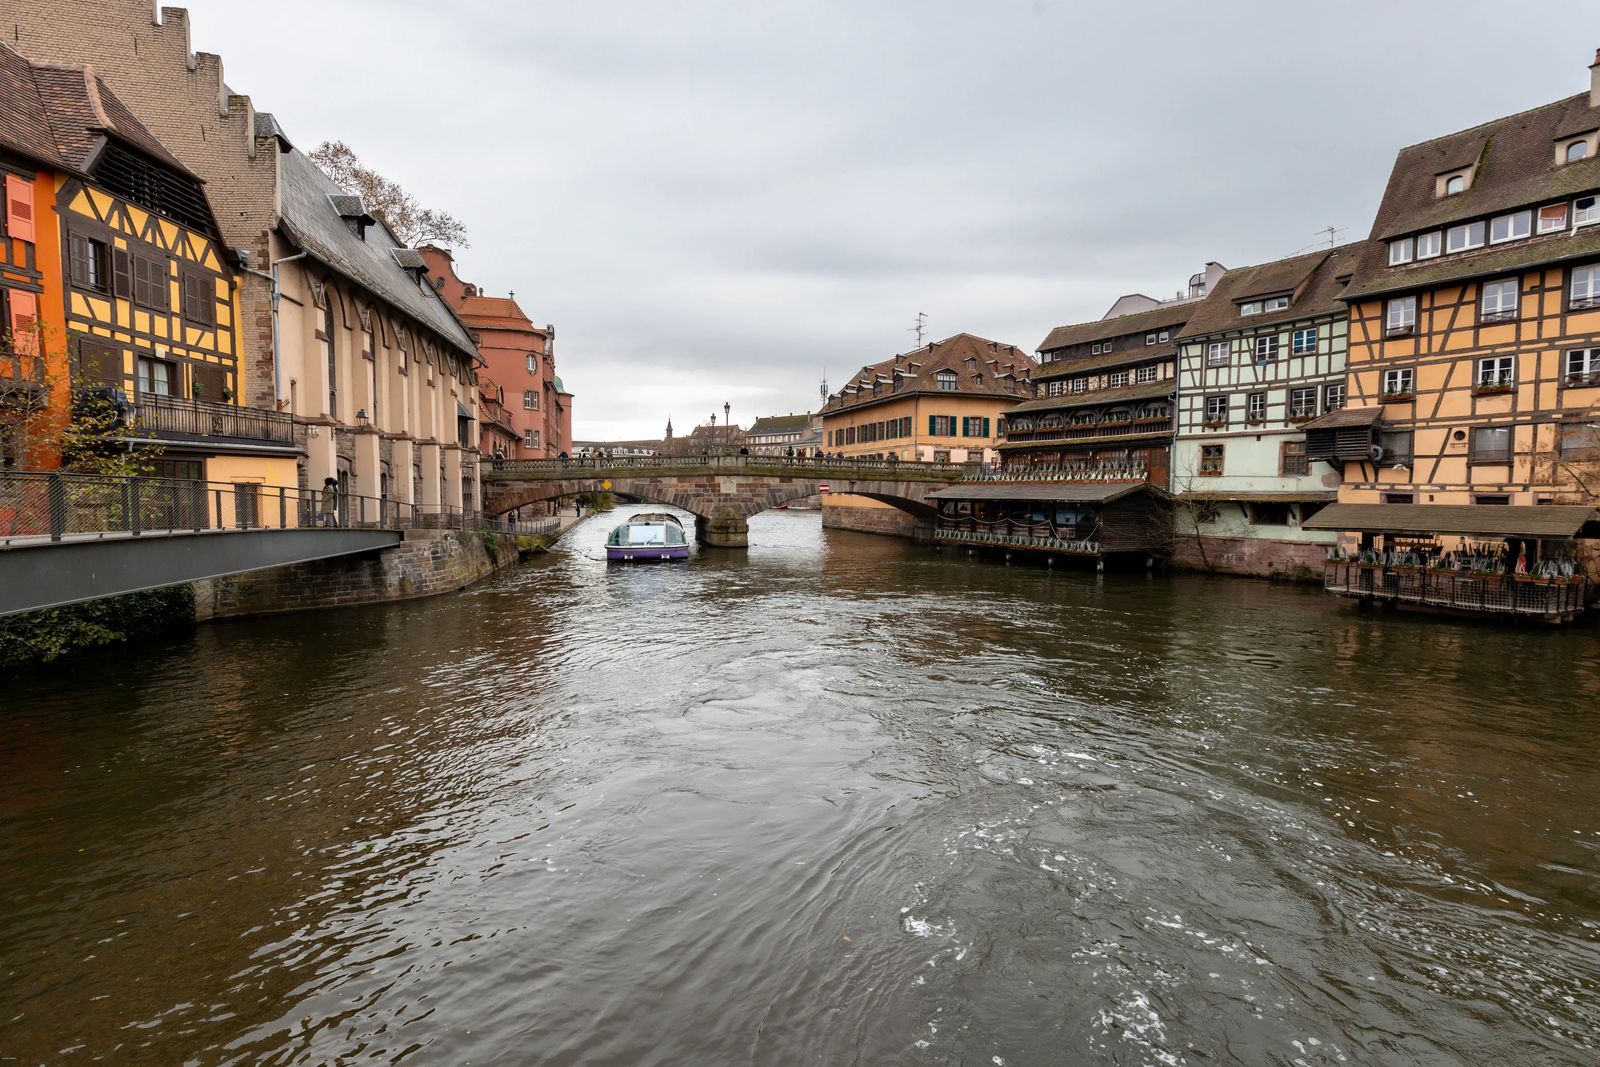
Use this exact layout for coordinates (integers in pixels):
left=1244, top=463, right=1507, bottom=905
left=1343, top=226, right=1600, bottom=301
left=999, top=430, right=1170, bottom=451
left=29, top=62, right=191, bottom=176
left=0, top=44, right=69, bottom=170
left=391, top=247, right=427, bottom=270
left=254, top=112, right=292, bottom=149
left=819, top=333, right=1036, bottom=416
left=1366, top=93, right=1600, bottom=243
left=1300, top=405, right=1382, bottom=431
left=747, top=414, right=812, bottom=435
left=277, top=147, right=477, bottom=360
left=1178, top=243, right=1370, bottom=338
left=1303, top=503, right=1598, bottom=538
left=1038, top=301, right=1195, bottom=352
left=927, top=482, right=1154, bottom=504
left=1008, top=379, right=1171, bottom=414
left=1035, top=345, right=1170, bottom=381
left=1180, top=490, right=1336, bottom=503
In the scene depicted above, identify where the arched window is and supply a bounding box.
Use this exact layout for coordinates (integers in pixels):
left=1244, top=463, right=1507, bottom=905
left=1445, top=175, right=1465, bottom=195
left=1039, top=415, right=1063, bottom=430
left=1101, top=407, right=1131, bottom=424
left=1568, top=141, right=1589, bottom=163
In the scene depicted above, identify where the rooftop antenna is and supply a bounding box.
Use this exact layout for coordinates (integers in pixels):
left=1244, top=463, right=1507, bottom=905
left=819, top=368, right=829, bottom=402
left=1318, top=225, right=1347, bottom=249
left=909, top=311, right=928, bottom=347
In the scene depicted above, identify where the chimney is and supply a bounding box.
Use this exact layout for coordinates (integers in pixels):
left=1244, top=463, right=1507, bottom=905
left=1592, top=48, right=1600, bottom=108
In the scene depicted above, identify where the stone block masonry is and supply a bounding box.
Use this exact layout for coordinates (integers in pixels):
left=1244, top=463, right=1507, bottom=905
left=822, top=503, right=919, bottom=539
left=193, top=530, right=521, bottom=620
left=1170, top=535, right=1327, bottom=581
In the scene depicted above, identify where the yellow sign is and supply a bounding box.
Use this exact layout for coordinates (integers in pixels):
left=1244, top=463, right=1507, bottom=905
left=601, top=480, right=612, bottom=491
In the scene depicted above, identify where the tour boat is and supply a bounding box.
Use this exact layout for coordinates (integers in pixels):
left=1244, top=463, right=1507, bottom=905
left=605, top=512, right=690, bottom=562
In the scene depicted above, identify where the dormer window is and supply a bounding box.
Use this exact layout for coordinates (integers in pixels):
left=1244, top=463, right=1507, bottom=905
left=1416, top=231, right=1442, bottom=258
left=1575, top=196, right=1600, bottom=228
left=1489, top=210, right=1531, bottom=244
left=1389, top=238, right=1414, bottom=265
left=1446, top=220, right=1486, bottom=253
left=1444, top=175, right=1465, bottom=196
left=935, top=370, right=958, bottom=391
left=1539, top=204, right=1569, bottom=233
left=1569, top=141, right=1590, bottom=163
left=1241, top=300, right=1262, bottom=315
left=329, top=194, right=376, bottom=240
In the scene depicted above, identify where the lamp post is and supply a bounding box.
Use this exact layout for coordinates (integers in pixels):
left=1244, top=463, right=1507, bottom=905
left=723, top=401, right=731, bottom=453
left=709, top=413, right=717, bottom=456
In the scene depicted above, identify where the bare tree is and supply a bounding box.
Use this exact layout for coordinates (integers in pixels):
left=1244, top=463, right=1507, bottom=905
left=309, top=141, right=469, bottom=249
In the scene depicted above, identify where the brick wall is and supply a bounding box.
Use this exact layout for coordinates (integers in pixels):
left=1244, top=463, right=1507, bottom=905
left=6, top=0, right=280, bottom=407
left=1171, top=535, right=1326, bottom=581
left=192, top=529, right=520, bottom=619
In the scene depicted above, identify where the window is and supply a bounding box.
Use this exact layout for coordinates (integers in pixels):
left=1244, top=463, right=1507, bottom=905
left=137, top=355, right=175, bottom=396
left=1107, top=370, right=1129, bottom=388
left=929, top=415, right=956, bottom=435
left=1559, top=422, right=1600, bottom=461
left=1249, top=502, right=1291, bottom=526
left=1291, top=327, right=1317, bottom=354
left=1388, top=238, right=1414, bottom=265
left=1264, top=295, right=1289, bottom=312
left=181, top=271, right=214, bottom=325
left=1246, top=392, right=1267, bottom=422
left=526, top=354, right=537, bottom=374
left=523, top=428, right=538, bottom=448
left=1135, top=364, right=1158, bottom=384
left=1070, top=377, right=1088, bottom=394
left=1289, top=387, right=1317, bottom=418
left=129, top=252, right=167, bottom=310
left=1445, top=221, right=1486, bottom=252
left=1255, top=334, right=1279, bottom=361
left=1240, top=300, right=1263, bottom=316
left=522, top=388, right=537, bottom=409
left=1386, top=296, right=1417, bottom=334
left=68, top=233, right=107, bottom=292
left=1574, top=196, right=1599, bottom=227
left=1479, top=278, right=1519, bottom=322
left=962, top=416, right=991, bottom=437
left=1280, top=440, right=1309, bottom=477
left=1146, top=331, right=1169, bottom=345
left=1324, top=383, right=1346, bottom=412
left=1568, top=141, right=1589, bottom=163
left=1566, top=347, right=1600, bottom=379
left=1539, top=203, right=1569, bottom=233
left=323, top=301, right=337, bottom=415
left=1046, top=379, right=1064, bottom=397
left=1444, top=175, right=1465, bottom=195
left=1206, top=341, right=1228, bottom=366
left=1475, top=494, right=1511, bottom=505
left=1570, top=264, right=1600, bottom=309
left=935, top=370, right=958, bottom=391
left=1378, top=429, right=1413, bottom=464
left=1489, top=211, right=1531, bottom=244
left=1199, top=444, right=1224, bottom=475
left=1469, top=425, right=1512, bottom=464
left=1381, top=368, right=1414, bottom=397
left=1383, top=492, right=1415, bottom=504
left=1415, top=231, right=1442, bottom=258
left=1158, top=329, right=1170, bottom=342
left=1204, top=395, right=1229, bottom=425
left=1477, top=355, right=1514, bottom=389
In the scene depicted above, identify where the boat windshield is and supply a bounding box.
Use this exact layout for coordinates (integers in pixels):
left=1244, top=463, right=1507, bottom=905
left=607, top=523, right=688, bottom=547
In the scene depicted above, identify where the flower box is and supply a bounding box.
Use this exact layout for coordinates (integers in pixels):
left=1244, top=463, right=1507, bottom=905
left=1472, top=383, right=1513, bottom=396
left=1380, top=391, right=1415, bottom=403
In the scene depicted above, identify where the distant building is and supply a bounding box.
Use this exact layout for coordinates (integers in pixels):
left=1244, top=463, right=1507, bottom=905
left=819, top=332, right=1036, bottom=536
left=659, top=415, right=745, bottom=457
left=745, top=412, right=820, bottom=454
left=573, top=439, right=659, bottom=457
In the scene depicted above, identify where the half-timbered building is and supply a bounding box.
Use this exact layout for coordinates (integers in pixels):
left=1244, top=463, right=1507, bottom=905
left=1170, top=246, right=1367, bottom=576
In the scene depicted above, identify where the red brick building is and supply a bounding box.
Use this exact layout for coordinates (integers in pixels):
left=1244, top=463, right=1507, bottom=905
left=422, top=247, right=572, bottom=459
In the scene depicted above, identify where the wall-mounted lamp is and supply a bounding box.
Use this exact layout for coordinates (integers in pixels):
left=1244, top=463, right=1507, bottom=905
left=356, top=409, right=370, bottom=427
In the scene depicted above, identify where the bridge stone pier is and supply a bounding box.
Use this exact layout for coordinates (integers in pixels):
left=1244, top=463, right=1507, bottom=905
left=482, top=456, right=974, bottom=548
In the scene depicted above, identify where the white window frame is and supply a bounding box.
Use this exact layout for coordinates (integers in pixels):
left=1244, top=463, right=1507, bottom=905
left=1445, top=221, right=1486, bottom=253
left=1570, top=264, right=1600, bottom=310
left=1323, top=383, right=1346, bottom=412
left=1265, top=296, right=1289, bottom=312
left=1204, top=395, right=1229, bottom=425
left=1255, top=334, right=1279, bottom=361
left=1240, top=300, right=1263, bottom=316
left=1046, top=379, right=1064, bottom=397
left=1157, top=329, right=1170, bottom=342
left=1574, top=196, right=1599, bottom=228
left=1480, top=278, right=1519, bottom=322
left=1568, top=141, right=1590, bottom=163
left=1388, top=238, right=1414, bottom=265
left=1538, top=204, right=1569, bottom=233
left=1288, top=387, right=1317, bottom=418
left=1444, top=175, right=1465, bottom=196
left=1145, top=332, right=1157, bottom=345
left=1489, top=211, right=1531, bottom=244
left=1246, top=391, right=1267, bottom=422
left=526, top=353, right=537, bottom=374
left=1107, top=369, right=1129, bottom=388
left=1382, top=368, right=1414, bottom=396
left=935, top=370, right=958, bottom=391
left=1135, top=364, right=1158, bottom=384
left=1386, top=296, right=1417, bottom=334
left=1476, top=355, right=1514, bottom=388
left=1291, top=327, right=1317, bottom=354
left=1415, top=231, right=1442, bottom=259
left=1070, top=377, right=1088, bottom=394
left=1205, top=341, right=1229, bottom=366
left=1566, top=348, right=1600, bottom=378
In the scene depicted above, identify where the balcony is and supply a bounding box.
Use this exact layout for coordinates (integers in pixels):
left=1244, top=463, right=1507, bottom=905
left=1003, top=417, right=1171, bottom=445
left=134, top=394, right=295, bottom=446
left=1322, top=561, right=1585, bottom=621
left=935, top=527, right=1101, bottom=556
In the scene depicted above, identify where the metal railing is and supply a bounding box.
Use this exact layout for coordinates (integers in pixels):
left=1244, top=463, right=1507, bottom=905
left=971, top=464, right=1150, bottom=483
left=491, top=454, right=979, bottom=477
left=935, top=527, right=1101, bottom=555
left=1002, top=418, right=1170, bottom=444
left=0, top=470, right=500, bottom=546
left=1322, top=561, right=1586, bottom=618
left=134, top=395, right=296, bottom=445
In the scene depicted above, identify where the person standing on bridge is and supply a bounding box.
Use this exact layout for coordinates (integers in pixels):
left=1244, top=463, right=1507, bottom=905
left=318, top=477, right=339, bottom=528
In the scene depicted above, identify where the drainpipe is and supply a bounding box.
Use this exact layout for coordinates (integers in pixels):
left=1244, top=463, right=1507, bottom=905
left=237, top=249, right=309, bottom=409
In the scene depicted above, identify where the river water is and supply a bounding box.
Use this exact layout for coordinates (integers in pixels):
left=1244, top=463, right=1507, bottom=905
left=2, top=511, right=1598, bottom=1066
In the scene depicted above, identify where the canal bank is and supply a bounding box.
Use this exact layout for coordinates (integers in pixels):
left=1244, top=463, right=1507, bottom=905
left=1, top=510, right=1597, bottom=1066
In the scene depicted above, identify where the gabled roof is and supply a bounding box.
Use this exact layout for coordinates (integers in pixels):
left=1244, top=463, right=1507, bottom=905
left=277, top=146, right=478, bottom=360
left=457, top=294, right=547, bottom=334
left=1037, top=301, right=1194, bottom=353
left=1178, top=243, right=1369, bottom=338
left=747, top=413, right=813, bottom=436
left=819, top=333, right=1036, bottom=416
left=1007, top=378, right=1171, bottom=414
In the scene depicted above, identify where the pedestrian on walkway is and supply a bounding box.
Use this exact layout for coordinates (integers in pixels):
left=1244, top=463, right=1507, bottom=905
left=317, top=477, right=339, bottom=528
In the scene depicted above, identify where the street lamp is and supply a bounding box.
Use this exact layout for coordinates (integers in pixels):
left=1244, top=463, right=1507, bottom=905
left=723, top=401, right=731, bottom=451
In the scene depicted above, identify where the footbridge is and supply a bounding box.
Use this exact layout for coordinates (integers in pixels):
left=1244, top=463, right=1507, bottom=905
left=484, top=455, right=977, bottom=547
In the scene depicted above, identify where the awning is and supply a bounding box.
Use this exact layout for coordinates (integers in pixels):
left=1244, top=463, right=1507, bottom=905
left=1302, top=503, right=1600, bottom=538
left=1179, top=490, right=1336, bottom=503
left=926, top=482, right=1156, bottom=504
left=456, top=401, right=473, bottom=419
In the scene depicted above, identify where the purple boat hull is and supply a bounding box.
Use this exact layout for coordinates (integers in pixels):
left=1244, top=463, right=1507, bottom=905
left=606, top=544, right=690, bottom=562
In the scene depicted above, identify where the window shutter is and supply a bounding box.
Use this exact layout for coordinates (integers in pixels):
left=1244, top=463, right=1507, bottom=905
left=928, top=415, right=937, bottom=435
left=9, top=289, right=38, bottom=357
left=112, top=248, right=132, bottom=298
left=984, top=417, right=991, bottom=438
left=5, top=175, right=35, bottom=243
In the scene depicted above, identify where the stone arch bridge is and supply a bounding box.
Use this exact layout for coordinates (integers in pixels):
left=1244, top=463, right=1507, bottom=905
left=483, top=455, right=976, bottom=547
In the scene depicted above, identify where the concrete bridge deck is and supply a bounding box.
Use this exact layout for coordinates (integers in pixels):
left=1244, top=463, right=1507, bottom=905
left=483, top=455, right=979, bottom=547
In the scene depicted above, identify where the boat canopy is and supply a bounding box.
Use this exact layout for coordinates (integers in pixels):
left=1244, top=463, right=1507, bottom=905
left=607, top=521, right=689, bottom=548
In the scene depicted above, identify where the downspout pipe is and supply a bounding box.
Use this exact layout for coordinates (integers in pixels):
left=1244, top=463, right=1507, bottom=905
left=237, top=249, right=309, bottom=409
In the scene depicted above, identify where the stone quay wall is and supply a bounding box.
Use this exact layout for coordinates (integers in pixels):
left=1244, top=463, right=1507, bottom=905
left=821, top=502, right=920, bottom=539
left=1170, top=535, right=1326, bottom=581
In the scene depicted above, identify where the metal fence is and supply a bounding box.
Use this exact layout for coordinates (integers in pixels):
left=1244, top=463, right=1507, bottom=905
left=935, top=527, right=1101, bottom=555
left=134, top=395, right=296, bottom=445
left=1322, top=561, right=1586, bottom=619
left=0, top=470, right=500, bottom=546
left=491, top=454, right=977, bottom=476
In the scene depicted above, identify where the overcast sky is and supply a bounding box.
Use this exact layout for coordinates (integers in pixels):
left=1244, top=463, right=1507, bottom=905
left=184, top=0, right=1594, bottom=440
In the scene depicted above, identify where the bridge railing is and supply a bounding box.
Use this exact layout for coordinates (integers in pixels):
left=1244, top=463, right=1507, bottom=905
left=490, top=454, right=981, bottom=477
left=0, top=470, right=500, bottom=546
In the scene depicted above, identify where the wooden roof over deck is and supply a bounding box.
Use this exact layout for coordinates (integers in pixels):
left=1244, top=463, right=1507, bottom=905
left=1303, top=503, right=1600, bottom=538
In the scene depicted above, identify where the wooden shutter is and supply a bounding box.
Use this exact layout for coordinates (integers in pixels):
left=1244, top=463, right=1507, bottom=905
left=4, top=175, right=35, bottom=243
left=112, top=248, right=132, bottom=298
left=8, top=289, right=38, bottom=357
left=983, top=417, right=991, bottom=438
left=190, top=361, right=227, bottom=401
left=928, top=415, right=937, bottom=436
left=73, top=337, right=122, bottom=387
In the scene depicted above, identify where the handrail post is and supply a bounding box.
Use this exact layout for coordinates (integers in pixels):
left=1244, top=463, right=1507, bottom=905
left=214, top=488, right=223, bottom=530
left=48, top=473, right=65, bottom=542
